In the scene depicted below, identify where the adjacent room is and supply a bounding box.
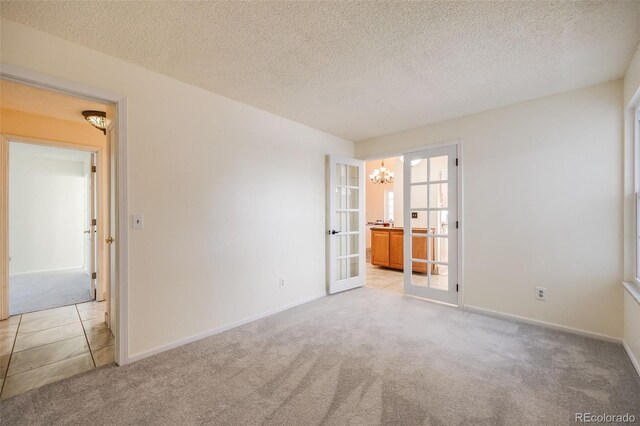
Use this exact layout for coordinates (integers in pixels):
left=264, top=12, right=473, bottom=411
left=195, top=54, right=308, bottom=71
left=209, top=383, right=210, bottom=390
left=9, top=142, right=93, bottom=314
left=1, top=1, right=640, bottom=424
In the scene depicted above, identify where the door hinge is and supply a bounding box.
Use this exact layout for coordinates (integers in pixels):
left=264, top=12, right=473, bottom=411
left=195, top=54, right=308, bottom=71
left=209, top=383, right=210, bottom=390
left=91, top=272, right=97, bottom=280
left=456, top=284, right=459, bottom=292
left=455, top=158, right=458, bottom=166
left=92, top=219, right=97, bottom=226
left=456, top=221, right=459, bottom=229
left=91, top=165, right=97, bottom=173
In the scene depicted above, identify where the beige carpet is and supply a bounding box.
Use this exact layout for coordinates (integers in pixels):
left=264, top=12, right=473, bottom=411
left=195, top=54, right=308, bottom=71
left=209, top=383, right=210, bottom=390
left=9, top=269, right=92, bottom=315
left=1, top=288, right=639, bottom=425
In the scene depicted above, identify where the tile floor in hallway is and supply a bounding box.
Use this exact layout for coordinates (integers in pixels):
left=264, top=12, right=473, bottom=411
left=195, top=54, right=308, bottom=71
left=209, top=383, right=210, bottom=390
left=0, top=300, right=115, bottom=399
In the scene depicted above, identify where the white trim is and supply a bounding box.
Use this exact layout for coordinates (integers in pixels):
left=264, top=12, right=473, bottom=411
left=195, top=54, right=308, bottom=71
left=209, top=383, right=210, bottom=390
left=0, top=64, right=123, bottom=105
left=0, top=137, right=6, bottom=320
left=9, top=266, right=85, bottom=276
left=623, top=340, right=640, bottom=378
left=115, top=98, right=129, bottom=366
left=128, top=293, right=326, bottom=364
left=456, top=141, right=465, bottom=308
left=623, top=281, right=640, bottom=305
left=1, top=64, right=130, bottom=365
left=464, top=305, right=622, bottom=344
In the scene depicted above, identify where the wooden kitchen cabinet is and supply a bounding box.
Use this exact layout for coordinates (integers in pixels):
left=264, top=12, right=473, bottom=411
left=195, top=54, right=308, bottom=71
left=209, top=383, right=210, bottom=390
left=411, top=235, right=428, bottom=273
left=371, top=229, right=390, bottom=266
left=389, top=230, right=404, bottom=269
left=371, top=227, right=432, bottom=273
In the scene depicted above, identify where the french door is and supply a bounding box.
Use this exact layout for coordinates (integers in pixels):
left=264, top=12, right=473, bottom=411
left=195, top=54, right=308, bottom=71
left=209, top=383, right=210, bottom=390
left=403, top=145, right=458, bottom=304
left=327, top=156, right=365, bottom=294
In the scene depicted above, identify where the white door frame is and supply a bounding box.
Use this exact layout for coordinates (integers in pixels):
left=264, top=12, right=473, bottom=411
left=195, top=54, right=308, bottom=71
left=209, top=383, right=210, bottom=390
left=0, top=64, right=130, bottom=365
left=357, top=138, right=464, bottom=307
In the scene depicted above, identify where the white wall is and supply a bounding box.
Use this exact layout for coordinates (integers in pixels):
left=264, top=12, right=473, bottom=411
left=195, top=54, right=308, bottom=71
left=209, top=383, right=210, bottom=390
left=0, top=19, right=353, bottom=358
left=623, top=44, right=640, bottom=281
left=9, top=149, right=87, bottom=273
left=356, top=80, right=624, bottom=339
left=624, top=44, right=640, bottom=109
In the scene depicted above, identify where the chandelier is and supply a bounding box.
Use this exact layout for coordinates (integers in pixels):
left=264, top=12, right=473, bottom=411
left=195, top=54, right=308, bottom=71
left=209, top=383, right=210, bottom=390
left=369, top=160, right=394, bottom=184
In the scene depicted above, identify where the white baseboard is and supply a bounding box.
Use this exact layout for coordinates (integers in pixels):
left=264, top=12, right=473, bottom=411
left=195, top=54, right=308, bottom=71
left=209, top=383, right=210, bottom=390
left=623, top=340, right=640, bottom=378
left=126, top=293, right=326, bottom=364
left=463, top=305, right=622, bottom=344
left=9, top=266, right=85, bottom=276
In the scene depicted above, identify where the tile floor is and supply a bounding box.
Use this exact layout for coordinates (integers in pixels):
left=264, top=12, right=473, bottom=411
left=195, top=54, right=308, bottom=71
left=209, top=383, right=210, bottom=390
left=0, top=300, right=115, bottom=399
left=364, top=261, right=404, bottom=293
left=365, top=261, right=449, bottom=292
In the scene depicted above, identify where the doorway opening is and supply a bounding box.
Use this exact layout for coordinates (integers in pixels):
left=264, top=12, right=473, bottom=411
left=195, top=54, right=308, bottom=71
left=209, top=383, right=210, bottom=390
left=365, top=156, right=405, bottom=294
left=0, top=78, right=118, bottom=399
left=362, top=144, right=459, bottom=305
left=8, top=142, right=95, bottom=314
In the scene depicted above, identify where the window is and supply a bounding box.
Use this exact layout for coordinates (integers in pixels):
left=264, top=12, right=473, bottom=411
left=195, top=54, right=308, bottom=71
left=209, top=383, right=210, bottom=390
left=385, top=190, right=394, bottom=223
left=636, top=105, right=640, bottom=281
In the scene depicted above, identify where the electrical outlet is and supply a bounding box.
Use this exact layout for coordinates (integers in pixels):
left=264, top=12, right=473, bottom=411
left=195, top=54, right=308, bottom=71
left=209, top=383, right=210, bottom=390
left=279, top=279, right=285, bottom=287
left=411, top=212, right=418, bottom=219
left=535, top=287, right=546, bottom=301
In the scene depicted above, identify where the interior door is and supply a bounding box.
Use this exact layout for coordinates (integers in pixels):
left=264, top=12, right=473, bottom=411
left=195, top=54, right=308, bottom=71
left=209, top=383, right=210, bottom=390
left=88, top=153, right=97, bottom=299
left=328, top=156, right=365, bottom=294
left=403, top=145, right=458, bottom=304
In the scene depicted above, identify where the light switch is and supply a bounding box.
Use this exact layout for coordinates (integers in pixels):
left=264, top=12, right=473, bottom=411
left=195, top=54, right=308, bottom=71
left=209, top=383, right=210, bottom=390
left=132, top=214, right=144, bottom=229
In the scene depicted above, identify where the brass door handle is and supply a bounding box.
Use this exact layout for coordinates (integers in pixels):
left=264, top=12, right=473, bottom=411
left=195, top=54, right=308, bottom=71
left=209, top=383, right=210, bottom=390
left=106, top=237, right=114, bottom=244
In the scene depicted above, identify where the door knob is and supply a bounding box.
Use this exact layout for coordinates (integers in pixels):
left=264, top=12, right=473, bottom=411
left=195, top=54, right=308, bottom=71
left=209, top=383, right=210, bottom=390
left=105, top=237, right=114, bottom=244
left=84, top=230, right=90, bottom=234
left=328, top=230, right=340, bottom=235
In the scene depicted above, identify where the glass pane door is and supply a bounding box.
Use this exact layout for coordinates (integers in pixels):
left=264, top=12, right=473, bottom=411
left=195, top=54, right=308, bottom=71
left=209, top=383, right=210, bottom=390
left=403, top=145, right=458, bottom=304
left=328, top=156, right=365, bottom=294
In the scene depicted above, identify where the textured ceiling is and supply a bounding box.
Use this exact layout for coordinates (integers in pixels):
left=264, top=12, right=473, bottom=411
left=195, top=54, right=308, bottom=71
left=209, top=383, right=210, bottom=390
left=0, top=79, right=107, bottom=124
left=2, top=1, right=639, bottom=141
